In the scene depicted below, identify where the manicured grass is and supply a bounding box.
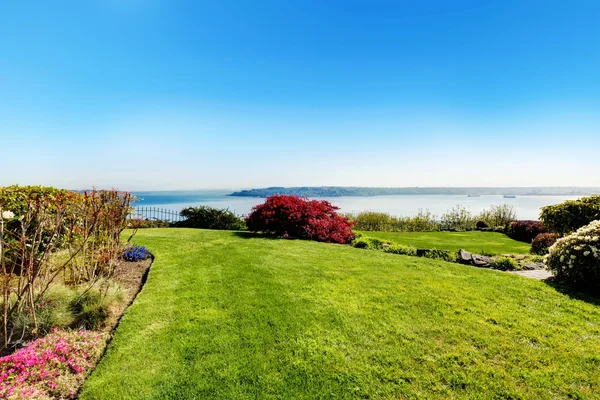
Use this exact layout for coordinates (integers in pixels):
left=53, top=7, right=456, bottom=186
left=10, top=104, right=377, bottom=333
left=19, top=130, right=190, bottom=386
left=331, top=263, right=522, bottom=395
left=361, top=230, right=531, bottom=254
left=81, top=229, right=600, bottom=399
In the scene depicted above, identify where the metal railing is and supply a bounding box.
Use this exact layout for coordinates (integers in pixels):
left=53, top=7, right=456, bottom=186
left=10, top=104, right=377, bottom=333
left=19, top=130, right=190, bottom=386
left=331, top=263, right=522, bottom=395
left=129, top=207, right=185, bottom=223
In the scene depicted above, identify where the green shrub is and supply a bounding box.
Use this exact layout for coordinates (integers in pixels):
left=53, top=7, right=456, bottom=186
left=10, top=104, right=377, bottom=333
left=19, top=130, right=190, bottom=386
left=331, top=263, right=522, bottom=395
left=491, top=256, right=519, bottom=270
left=540, top=195, right=600, bottom=235
left=426, top=249, right=456, bottom=262
left=178, top=206, right=246, bottom=230
left=352, top=237, right=373, bottom=249
left=441, top=205, right=476, bottom=231
left=531, top=232, right=560, bottom=255
left=382, top=243, right=417, bottom=256
left=546, top=220, right=600, bottom=289
left=476, top=204, right=517, bottom=228
left=351, top=233, right=389, bottom=250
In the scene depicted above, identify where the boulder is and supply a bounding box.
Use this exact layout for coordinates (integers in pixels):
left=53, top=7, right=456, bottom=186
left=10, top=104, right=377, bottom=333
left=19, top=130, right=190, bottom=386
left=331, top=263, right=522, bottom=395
left=457, top=249, right=473, bottom=264
left=523, top=262, right=545, bottom=271
left=472, top=254, right=492, bottom=267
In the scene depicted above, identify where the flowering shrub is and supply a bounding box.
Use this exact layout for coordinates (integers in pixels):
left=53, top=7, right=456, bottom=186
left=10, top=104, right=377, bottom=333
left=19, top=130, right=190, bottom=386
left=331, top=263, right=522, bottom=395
left=246, top=195, right=354, bottom=244
left=506, top=220, right=546, bottom=243
left=122, top=244, right=151, bottom=262
left=540, top=195, right=600, bottom=235
left=0, top=330, right=107, bottom=399
left=547, top=220, right=600, bottom=289
left=531, top=232, right=560, bottom=255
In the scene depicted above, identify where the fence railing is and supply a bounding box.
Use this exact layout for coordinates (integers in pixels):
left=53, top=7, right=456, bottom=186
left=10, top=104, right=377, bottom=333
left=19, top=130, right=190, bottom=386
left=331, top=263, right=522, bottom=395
left=129, top=207, right=185, bottom=223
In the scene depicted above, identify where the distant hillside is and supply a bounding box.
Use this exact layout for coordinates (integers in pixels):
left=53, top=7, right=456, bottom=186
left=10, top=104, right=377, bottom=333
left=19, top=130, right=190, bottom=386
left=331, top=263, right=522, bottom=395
left=228, top=186, right=600, bottom=198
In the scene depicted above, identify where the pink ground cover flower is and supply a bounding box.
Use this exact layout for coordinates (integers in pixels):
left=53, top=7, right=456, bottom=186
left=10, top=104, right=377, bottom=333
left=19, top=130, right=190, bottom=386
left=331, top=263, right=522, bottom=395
left=0, top=330, right=107, bottom=399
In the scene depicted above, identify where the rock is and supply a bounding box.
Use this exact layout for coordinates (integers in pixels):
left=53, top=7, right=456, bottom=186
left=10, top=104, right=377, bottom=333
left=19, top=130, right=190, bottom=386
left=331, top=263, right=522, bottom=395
left=457, top=249, right=473, bottom=264
left=472, top=254, right=492, bottom=267
left=523, top=262, right=545, bottom=270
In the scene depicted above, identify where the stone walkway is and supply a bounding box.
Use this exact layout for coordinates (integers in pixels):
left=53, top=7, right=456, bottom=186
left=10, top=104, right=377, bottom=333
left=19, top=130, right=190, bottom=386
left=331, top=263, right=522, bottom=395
left=508, top=269, right=553, bottom=280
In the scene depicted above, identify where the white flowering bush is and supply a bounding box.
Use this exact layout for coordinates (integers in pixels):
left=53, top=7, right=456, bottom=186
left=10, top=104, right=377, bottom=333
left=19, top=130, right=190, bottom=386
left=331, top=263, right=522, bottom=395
left=547, top=220, right=600, bottom=288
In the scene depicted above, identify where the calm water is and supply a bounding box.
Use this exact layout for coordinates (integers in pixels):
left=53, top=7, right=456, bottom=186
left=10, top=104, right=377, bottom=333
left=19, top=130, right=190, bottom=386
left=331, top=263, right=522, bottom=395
left=133, top=190, right=580, bottom=220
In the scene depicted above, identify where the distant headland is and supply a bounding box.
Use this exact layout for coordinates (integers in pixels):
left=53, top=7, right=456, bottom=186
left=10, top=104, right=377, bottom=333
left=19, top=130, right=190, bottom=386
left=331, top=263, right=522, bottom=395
left=228, top=186, right=600, bottom=198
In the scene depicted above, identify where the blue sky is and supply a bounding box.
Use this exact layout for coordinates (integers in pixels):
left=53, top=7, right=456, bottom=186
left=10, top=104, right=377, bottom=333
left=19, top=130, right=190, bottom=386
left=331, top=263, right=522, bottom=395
left=1, top=0, right=599, bottom=190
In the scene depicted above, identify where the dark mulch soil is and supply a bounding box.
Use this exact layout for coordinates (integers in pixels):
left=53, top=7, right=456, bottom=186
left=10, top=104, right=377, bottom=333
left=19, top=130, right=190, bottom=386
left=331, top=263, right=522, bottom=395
left=114, top=257, right=153, bottom=304
left=104, top=257, right=154, bottom=332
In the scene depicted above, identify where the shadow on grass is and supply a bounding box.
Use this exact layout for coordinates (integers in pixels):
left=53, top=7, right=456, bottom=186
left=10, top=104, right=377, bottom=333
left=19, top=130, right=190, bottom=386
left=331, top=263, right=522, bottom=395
left=543, top=278, right=600, bottom=306
left=232, top=231, right=279, bottom=240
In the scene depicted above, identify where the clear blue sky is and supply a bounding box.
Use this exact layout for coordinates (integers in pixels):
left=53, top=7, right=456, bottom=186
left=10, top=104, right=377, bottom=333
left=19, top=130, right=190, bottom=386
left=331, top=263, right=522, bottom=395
left=1, top=0, right=599, bottom=190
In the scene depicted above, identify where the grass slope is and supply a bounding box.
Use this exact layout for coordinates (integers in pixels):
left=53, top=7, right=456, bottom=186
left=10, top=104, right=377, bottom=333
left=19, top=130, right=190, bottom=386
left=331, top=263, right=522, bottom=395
left=81, top=229, right=599, bottom=399
left=362, top=231, right=531, bottom=255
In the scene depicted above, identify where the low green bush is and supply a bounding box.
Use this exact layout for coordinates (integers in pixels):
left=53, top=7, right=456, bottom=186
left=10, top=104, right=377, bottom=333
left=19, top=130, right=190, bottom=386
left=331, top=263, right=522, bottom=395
left=546, top=220, right=600, bottom=289
left=351, top=233, right=389, bottom=250
left=419, top=249, right=456, bottom=262
left=382, top=243, right=417, bottom=256
left=540, top=195, right=600, bottom=235
left=491, top=256, right=519, bottom=271
left=178, top=206, right=246, bottom=230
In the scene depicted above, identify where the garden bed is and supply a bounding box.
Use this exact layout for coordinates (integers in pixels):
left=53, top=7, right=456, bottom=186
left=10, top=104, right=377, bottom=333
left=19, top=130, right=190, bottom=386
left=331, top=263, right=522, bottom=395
left=0, top=257, right=154, bottom=399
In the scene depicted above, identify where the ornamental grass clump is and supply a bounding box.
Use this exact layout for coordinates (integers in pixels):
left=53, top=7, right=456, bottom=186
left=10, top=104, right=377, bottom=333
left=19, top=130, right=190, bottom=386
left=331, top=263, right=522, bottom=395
left=0, top=329, right=107, bottom=399
left=546, top=220, right=600, bottom=289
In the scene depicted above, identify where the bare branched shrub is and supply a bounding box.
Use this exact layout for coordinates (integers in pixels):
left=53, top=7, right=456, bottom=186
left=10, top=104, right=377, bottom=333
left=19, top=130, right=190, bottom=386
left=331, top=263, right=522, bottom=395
left=0, top=186, right=134, bottom=347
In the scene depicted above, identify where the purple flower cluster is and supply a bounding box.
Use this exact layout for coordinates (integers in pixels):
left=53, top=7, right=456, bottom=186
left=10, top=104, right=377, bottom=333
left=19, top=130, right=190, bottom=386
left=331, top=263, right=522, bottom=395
left=122, top=244, right=151, bottom=262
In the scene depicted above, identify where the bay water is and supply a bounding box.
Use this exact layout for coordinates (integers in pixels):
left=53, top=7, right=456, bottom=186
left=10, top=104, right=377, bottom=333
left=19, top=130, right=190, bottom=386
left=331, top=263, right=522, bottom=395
left=133, top=190, right=580, bottom=220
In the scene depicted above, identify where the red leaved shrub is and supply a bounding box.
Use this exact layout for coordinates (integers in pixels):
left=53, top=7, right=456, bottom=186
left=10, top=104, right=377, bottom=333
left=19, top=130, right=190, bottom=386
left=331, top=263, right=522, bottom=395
left=506, top=220, right=546, bottom=243
left=245, top=195, right=354, bottom=244
left=531, top=232, right=560, bottom=255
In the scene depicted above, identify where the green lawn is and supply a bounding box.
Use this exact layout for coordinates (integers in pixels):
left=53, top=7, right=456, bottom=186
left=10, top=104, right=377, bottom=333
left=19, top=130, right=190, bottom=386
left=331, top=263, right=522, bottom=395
left=81, top=229, right=600, bottom=399
left=361, top=231, right=531, bottom=255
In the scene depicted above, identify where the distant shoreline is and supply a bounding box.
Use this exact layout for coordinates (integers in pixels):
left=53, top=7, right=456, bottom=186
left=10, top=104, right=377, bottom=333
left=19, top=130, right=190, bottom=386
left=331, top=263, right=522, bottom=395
left=228, top=186, right=600, bottom=198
